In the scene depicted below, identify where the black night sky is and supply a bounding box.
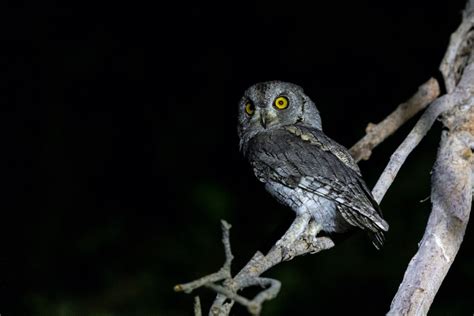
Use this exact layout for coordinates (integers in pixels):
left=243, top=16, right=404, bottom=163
left=3, top=0, right=473, bottom=315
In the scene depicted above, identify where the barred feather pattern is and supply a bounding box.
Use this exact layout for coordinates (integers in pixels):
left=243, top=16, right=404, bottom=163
left=245, top=124, right=388, bottom=249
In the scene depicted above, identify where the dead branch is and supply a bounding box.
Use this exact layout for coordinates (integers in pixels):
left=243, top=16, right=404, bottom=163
left=350, top=78, right=440, bottom=163
left=371, top=93, right=457, bottom=203
left=194, top=296, right=202, bottom=316
left=371, top=0, right=474, bottom=205
left=174, top=221, right=233, bottom=294
left=176, top=214, right=334, bottom=316
left=387, top=1, right=474, bottom=310
left=175, top=2, right=474, bottom=315
left=174, top=214, right=334, bottom=315
left=388, top=109, right=473, bottom=315
left=209, top=214, right=334, bottom=315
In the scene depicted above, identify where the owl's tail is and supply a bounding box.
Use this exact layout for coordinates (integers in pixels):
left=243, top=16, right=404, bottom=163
left=369, top=231, right=385, bottom=250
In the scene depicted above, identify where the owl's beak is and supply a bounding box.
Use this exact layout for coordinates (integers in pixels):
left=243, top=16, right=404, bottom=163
left=259, top=110, right=277, bottom=129
left=260, top=114, right=267, bottom=129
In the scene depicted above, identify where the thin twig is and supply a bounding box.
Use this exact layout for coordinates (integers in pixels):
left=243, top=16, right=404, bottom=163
left=206, top=283, right=253, bottom=308
left=174, top=220, right=233, bottom=294
left=177, top=212, right=334, bottom=316
left=194, top=296, right=202, bottom=316
left=244, top=277, right=281, bottom=314
left=350, top=78, right=440, bottom=162
left=372, top=20, right=474, bottom=204
left=371, top=93, right=455, bottom=203
left=207, top=277, right=281, bottom=315
left=221, top=220, right=233, bottom=272
left=210, top=213, right=334, bottom=315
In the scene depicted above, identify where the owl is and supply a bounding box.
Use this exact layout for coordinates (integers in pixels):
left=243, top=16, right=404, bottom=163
left=237, top=81, right=389, bottom=249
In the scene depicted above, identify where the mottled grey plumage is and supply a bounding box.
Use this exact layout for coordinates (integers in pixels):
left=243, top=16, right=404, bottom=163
left=237, top=81, right=389, bottom=249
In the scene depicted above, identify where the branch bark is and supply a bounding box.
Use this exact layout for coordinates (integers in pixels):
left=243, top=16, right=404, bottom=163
left=175, top=216, right=334, bottom=316
left=371, top=93, right=456, bottom=203
left=209, top=213, right=334, bottom=315
left=387, top=1, right=474, bottom=313
left=388, top=111, right=473, bottom=315
left=350, top=78, right=440, bottom=163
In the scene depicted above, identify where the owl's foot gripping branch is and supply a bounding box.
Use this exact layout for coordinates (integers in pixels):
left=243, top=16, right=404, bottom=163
left=174, top=217, right=334, bottom=316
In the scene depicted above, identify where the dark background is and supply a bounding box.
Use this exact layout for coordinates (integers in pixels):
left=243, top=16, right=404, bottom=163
left=3, top=0, right=473, bottom=315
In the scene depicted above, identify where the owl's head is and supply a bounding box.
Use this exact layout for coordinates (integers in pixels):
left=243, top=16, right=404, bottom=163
left=237, top=81, right=322, bottom=151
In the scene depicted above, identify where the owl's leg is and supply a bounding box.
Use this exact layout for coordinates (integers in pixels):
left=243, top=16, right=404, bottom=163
left=304, top=219, right=323, bottom=241
left=275, top=214, right=329, bottom=260
left=274, top=212, right=311, bottom=252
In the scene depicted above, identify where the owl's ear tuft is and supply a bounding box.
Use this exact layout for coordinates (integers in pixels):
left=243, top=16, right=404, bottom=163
left=299, top=93, right=322, bottom=131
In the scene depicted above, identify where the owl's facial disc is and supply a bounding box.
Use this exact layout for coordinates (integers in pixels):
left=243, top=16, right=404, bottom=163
left=238, top=81, right=324, bottom=153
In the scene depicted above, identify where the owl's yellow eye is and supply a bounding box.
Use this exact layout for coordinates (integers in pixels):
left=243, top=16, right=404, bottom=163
left=274, top=96, right=289, bottom=110
left=245, top=102, right=255, bottom=115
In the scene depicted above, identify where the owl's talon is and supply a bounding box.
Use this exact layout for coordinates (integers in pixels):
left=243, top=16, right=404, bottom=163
left=303, top=220, right=322, bottom=241
left=281, top=245, right=296, bottom=261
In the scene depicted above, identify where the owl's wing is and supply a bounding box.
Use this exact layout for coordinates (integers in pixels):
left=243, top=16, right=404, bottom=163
left=246, top=125, right=389, bottom=236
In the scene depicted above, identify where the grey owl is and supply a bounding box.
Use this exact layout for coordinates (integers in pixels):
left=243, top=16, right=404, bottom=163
left=237, top=81, right=389, bottom=249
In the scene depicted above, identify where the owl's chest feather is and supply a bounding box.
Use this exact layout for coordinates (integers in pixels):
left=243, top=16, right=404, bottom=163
left=245, top=131, right=350, bottom=232
left=264, top=179, right=350, bottom=233
left=246, top=130, right=303, bottom=183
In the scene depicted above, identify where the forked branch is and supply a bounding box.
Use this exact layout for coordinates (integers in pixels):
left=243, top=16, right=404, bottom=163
left=350, top=78, right=440, bottom=163
left=175, top=215, right=334, bottom=316
left=175, top=1, right=474, bottom=314
left=174, top=76, right=445, bottom=315
left=388, top=1, right=474, bottom=312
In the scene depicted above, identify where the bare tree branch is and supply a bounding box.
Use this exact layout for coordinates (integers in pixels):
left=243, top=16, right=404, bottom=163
left=176, top=2, right=474, bottom=315
left=388, top=113, right=473, bottom=315
left=371, top=43, right=474, bottom=203
left=350, top=78, right=440, bottom=162
left=174, top=221, right=233, bottom=294
left=388, top=1, right=474, bottom=312
left=175, top=213, right=334, bottom=316
left=440, top=1, right=474, bottom=93
left=371, top=93, right=456, bottom=203
left=194, top=296, right=202, bottom=316
left=209, top=213, right=334, bottom=315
